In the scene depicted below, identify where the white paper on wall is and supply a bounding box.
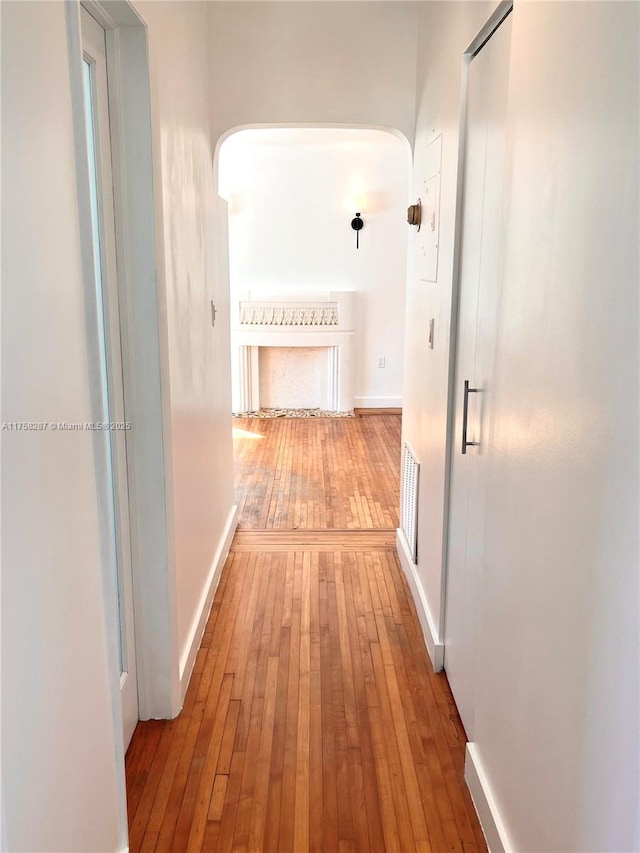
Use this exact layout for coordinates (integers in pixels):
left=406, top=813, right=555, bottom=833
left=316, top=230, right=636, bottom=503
left=419, top=134, right=442, bottom=283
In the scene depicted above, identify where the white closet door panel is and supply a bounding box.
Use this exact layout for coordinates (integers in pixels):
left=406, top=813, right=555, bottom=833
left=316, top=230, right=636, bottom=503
left=445, top=13, right=512, bottom=738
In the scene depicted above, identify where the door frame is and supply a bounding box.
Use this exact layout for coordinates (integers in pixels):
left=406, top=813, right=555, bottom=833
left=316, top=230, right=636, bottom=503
left=80, top=4, right=141, bottom=749
left=441, top=0, right=513, bottom=650
left=66, top=0, right=181, bottom=738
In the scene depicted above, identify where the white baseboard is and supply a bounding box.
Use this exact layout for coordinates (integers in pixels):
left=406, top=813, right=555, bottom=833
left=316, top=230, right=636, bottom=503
left=353, top=396, right=403, bottom=408
left=465, top=743, right=513, bottom=853
left=395, top=529, right=444, bottom=671
left=179, top=503, right=239, bottom=701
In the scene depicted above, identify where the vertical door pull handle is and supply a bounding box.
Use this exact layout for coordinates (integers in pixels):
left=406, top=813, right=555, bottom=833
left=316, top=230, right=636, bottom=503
left=462, top=379, right=480, bottom=454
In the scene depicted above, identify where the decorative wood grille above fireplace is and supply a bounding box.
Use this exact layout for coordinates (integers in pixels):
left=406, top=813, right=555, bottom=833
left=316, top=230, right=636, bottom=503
left=230, top=290, right=355, bottom=413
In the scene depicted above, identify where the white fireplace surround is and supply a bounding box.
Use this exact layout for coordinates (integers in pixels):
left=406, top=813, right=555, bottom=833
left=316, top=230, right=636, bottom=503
left=231, top=290, right=356, bottom=412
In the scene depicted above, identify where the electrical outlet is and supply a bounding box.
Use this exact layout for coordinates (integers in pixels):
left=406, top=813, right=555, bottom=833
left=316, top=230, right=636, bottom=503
left=377, top=356, right=386, bottom=368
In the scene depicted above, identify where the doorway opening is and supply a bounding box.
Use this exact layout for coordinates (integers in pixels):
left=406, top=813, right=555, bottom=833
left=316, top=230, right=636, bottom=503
left=72, top=0, right=175, bottom=753
left=80, top=2, right=139, bottom=752
left=217, top=127, right=411, bottom=418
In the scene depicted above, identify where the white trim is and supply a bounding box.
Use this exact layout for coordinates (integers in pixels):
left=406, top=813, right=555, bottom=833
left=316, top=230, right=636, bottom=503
left=327, top=346, right=340, bottom=411
left=179, top=504, right=239, bottom=703
left=237, top=346, right=260, bottom=411
left=354, top=396, right=403, bottom=408
left=395, top=529, right=444, bottom=671
left=463, top=1, right=513, bottom=57
left=81, top=1, right=140, bottom=753
left=66, top=4, right=132, bottom=848
left=465, top=743, right=513, bottom=853
left=215, top=123, right=412, bottom=168
left=101, top=5, right=180, bottom=721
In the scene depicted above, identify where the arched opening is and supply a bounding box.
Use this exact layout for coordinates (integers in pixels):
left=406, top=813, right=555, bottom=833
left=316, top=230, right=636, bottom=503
left=217, top=125, right=412, bottom=416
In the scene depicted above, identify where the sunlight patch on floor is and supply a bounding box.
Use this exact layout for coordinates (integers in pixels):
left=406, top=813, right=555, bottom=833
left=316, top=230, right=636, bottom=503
left=232, top=427, right=264, bottom=440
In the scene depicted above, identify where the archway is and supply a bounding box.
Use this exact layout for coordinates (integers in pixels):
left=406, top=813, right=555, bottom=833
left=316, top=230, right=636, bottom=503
left=216, top=126, right=411, bottom=416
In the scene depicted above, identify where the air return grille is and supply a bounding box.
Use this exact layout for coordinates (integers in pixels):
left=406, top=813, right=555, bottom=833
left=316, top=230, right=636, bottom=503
left=401, top=442, right=419, bottom=563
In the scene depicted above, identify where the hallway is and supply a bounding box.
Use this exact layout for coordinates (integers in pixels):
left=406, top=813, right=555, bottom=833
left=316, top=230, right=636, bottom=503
left=4, top=2, right=638, bottom=849
left=125, top=415, right=486, bottom=852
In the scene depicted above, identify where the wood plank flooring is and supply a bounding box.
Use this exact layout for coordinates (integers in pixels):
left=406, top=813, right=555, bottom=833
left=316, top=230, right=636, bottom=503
left=231, top=529, right=397, bottom=552
left=126, top=415, right=486, bottom=852
left=232, top=416, right=401, bottom=530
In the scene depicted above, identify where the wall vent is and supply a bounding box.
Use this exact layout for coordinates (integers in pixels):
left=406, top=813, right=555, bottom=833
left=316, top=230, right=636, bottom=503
left=401, top=442, right=420, bottom=563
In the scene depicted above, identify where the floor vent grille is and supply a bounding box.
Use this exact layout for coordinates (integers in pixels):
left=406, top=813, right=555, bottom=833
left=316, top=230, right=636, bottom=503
left=401, top=442, right=419, bottom=563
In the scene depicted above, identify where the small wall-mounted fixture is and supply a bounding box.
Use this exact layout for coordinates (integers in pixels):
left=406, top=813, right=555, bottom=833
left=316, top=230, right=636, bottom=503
left=351, top=212, right=364, bottom=249
left=407, top=200, right=422, bottom=231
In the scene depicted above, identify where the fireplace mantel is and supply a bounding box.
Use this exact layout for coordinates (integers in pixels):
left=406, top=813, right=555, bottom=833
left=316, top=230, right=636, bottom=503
left=231, top=290, right=356, bottom=412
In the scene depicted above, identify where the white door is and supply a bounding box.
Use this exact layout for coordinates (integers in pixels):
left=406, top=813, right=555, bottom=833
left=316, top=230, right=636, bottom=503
left=444, top=10, right=512, bottom=738
left=81, top=7, right=138, bottom=750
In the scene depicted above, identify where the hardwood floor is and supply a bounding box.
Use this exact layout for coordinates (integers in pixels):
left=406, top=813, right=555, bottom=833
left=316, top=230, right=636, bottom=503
left=233, top=416, right=401, bottom=530
left=126, top=415, right=486, bottom=852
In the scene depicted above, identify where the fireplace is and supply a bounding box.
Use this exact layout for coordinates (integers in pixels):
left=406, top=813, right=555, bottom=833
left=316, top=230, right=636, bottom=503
left=231, top=290, right=355, bottom=412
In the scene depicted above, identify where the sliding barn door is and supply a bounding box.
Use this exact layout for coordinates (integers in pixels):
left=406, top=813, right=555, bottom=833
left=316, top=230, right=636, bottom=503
left=444, top=10, right=512, bottom=738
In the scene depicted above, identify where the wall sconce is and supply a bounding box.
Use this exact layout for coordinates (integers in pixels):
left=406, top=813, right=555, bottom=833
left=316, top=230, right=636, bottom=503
left=351, top=212, right=364, bottom=249
left=407, top=200, right=422, bottom=231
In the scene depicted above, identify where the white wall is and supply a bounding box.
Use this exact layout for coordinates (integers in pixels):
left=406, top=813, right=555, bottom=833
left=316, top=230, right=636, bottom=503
left=137, top=0, right=236, bottom=695
left=407, top=2, right=639, bottom=851
left=220, top=128, right=410, bottom=408
left=208, top=2, right=418, bottom=147
left=403, top=0, right=493, bottom=645
left=1, top=2, right=125, bottom=850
